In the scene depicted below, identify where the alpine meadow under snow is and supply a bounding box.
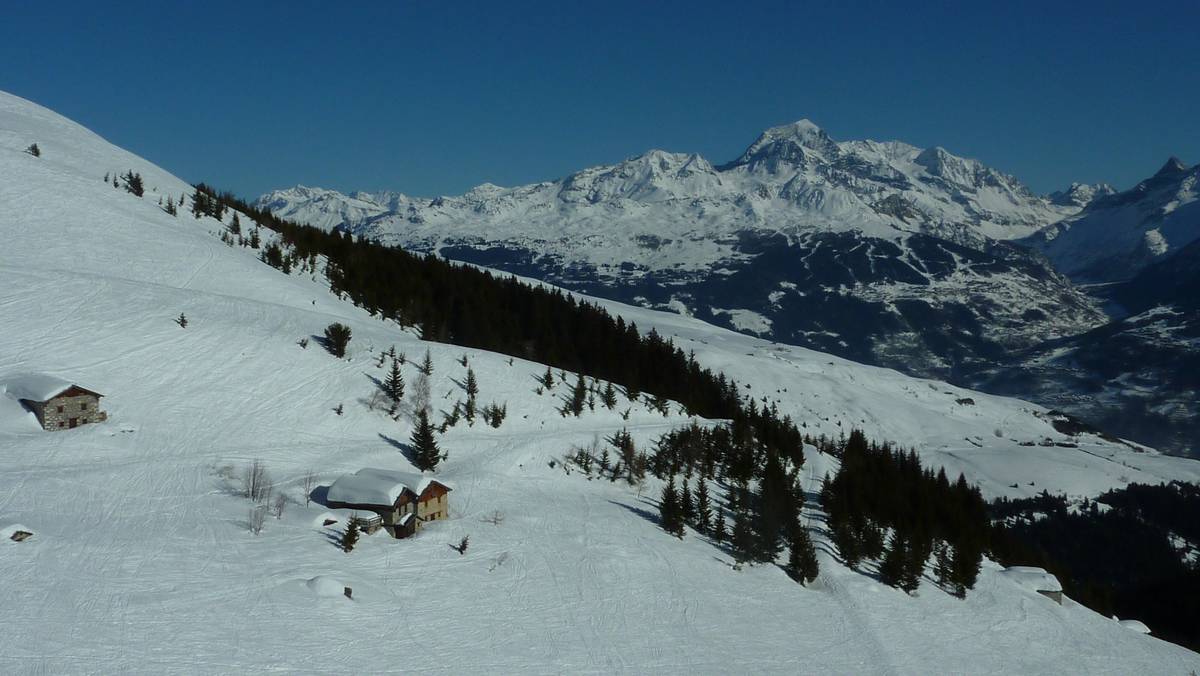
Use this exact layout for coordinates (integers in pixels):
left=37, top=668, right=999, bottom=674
left=4, top=89, right=1200, bottom=674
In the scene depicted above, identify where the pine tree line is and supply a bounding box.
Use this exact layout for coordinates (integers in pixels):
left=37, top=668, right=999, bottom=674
left=818, top=430, right=986, bottom=597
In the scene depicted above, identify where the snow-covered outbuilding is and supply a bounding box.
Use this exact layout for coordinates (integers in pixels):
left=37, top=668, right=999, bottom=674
left=2, top=374, right=107, bottom=431
left=325, top=468, right=451, bottom=539
left=1, top=521, right=34, bottom=542
left=1000, top=566, right=1064, bottom=604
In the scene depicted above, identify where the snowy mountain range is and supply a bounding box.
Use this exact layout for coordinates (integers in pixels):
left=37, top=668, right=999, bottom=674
left=4, top=90, right=1200, bottom=671
left=1025, top=157, right=1199, bottom=283
left=258, top=122, right=1110, bottom=379
left=259, top=125, right=1200, bottom=458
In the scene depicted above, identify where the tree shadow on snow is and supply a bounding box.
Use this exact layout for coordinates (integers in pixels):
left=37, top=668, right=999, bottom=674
left=379, top=433, right=418, bottom=465
left=606, top=498, right=662, bottom=526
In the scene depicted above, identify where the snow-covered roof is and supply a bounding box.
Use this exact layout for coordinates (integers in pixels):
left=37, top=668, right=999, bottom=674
left=2, top=373, right=101, bottom=402
left=326, top=468, right=448, bottom=507
left=999, top=566, right=1063, bottom=593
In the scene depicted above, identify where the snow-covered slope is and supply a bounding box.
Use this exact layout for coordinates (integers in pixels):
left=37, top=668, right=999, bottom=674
left=4, top=90, right=1200, bottom=673
left=258, top=123, right=1106, bottom=379
left=1026, top=157, right=1200, bottom=283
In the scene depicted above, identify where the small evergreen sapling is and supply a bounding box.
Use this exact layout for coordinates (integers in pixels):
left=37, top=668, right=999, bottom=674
left=569, top=374, right=587, bottom=417
left=342, top=519, right=360, bottom=553
left=25, top=143, right=40, bottom=157
left=464, top=367, right=479, bottom=421
left=601, top=381, right=618, bottom=410
left=694, top=478, right=712, bottom=533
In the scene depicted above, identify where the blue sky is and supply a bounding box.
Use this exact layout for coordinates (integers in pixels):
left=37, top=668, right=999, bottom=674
left=2, top=1, right=1197, bottom=198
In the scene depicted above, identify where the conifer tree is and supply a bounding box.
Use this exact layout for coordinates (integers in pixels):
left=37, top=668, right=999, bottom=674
left=901, top=537, right=931, bottom=593
left=540, top=366, right=555, bottom=389
left=694, top=478, right=712, bottom=533
left=712, top=508, right=727, bottom=542
left=601, top=381, right=618, bottom=409
left=680, top=478, right=694, bottom=524
left=753, top=453, right=790, bottom=562
left=25, top=143, right=40, bottom=157
left=410, top=408, right=441, bottom=472
left=121, top=171, right=144, bottom=197
left=229, top=213, right=242, bottom=236
left=419, top=349, right=434, bottom=376
left=659, top=476, right=684, bottom=538
left=385, top=358, right=405, bottom=403
left=342, top=519, right=360, bottom=553
left=569, top=374, right=587, bottom=416
left=464, top=367, right=478, bottom=420
left=249, top=228, right=261, bottom=249
left=949, top=541, right=981, bottom=598
left=732, top=502, right=756, bottom=565
left=323, top=322, right=352, bottom=358
left=787, top=525, right=820, bottom=584
left=878, top=533, right=908, bottom=589
left=933, top=541, right=953, bottom=589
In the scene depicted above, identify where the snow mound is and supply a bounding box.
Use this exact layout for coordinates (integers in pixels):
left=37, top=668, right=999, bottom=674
left=1118, top=619, right=1152, bottom=635
left=1000, top=566, right=1063, bottom=593
left=306, top=576, right=347, bottom=598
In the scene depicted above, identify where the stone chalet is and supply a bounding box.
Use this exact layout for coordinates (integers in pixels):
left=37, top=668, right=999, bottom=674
left=4, top=374, right=107, bottom=431
left=324, top=468, right=451, bottom=539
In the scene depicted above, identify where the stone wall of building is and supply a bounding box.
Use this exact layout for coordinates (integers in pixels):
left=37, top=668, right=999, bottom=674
left=34, top=394, right=106, bottom=430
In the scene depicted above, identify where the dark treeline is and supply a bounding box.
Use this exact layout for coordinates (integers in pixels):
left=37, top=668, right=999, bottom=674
left=819, top=430, right=987, bottom=596
left=990, top=482, right=1200, bottom=651
left=203, top=186, right=801, bottom=461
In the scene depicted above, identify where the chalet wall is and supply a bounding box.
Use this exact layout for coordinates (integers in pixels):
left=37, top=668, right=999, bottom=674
left=30, top=394, right=106, bottom=431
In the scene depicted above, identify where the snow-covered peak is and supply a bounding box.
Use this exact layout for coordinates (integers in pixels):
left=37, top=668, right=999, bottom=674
left=1027, top=159, right=1200, bottom=282
left=723, top=119, right=840, bottom=172
left=1154, top=156, right=1188, bottom=177
left=1048, top=182, right=1117, bottom=208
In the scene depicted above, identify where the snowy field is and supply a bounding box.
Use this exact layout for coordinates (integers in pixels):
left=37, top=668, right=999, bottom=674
left=2, top=90, right=1198, bottom=673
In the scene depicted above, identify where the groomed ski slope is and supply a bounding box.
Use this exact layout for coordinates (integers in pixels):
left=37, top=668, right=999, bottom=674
left=2, top=90, right=1198, bottom=674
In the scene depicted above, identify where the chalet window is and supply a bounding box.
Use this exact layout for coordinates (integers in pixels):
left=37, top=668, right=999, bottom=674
left=81, top=402, right=88, bottom=411
left=58, top=421, right=64, bottom=427
left=57, top=405, right=64, bottom=413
